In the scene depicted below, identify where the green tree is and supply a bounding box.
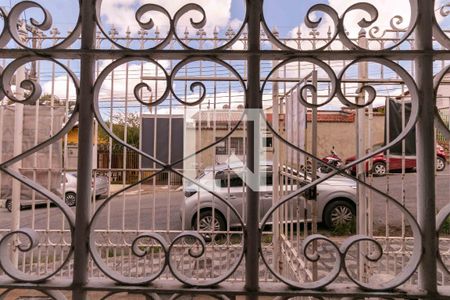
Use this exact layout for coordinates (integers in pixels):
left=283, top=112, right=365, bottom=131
left=98, top=112, right=140, bottom=149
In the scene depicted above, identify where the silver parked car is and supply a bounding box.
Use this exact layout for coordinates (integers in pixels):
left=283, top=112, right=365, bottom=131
left=181, top=162, right=357, bottom=232
left=60, top=172, right=109, bottom=206
left=5, top=172, right=109, bottom=212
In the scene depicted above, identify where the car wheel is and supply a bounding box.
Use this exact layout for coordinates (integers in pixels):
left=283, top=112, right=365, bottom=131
left=372, top=162, right=387, bottom=176
left=437, top=157, right=446, bottom=172
left=5, top=199, right=12, bottom=212
left=193, top=210, right=226, bottom=241
left=323, top=200, right=356, bottom=229
left=4, top=199, right=22, bottom=212
left=65, top=192, right=77, bottom=207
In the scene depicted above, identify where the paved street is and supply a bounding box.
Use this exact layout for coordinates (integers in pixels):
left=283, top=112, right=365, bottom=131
left=0, top=189, right=185, bottom=233
left=369, top=169, right=450, bottom=231
left=1, top=170, right=450, bottom=233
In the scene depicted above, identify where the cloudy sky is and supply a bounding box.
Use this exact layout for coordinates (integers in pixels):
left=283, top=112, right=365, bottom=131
left=2, top=0, right=450, bottom=112
left=3, top=0, right=448, bottom=41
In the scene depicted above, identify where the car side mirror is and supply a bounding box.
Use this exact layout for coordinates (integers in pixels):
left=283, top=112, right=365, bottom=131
left=304, top=186, right=317, bottom=200
left=299, top=180, right=317, bottom=200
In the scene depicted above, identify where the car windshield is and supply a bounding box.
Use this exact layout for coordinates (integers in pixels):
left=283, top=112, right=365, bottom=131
left=185, top=170, right=218, bottom=190
left=190, top=163, right=320, bottom=189
left=214, top=166, right=274, bottom=188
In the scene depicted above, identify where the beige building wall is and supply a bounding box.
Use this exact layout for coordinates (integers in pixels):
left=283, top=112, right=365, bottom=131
left=192, top=128, right=274, bottom=169
left=194, top=128, right=246, bottom=169
left=305, top=113, right=385, bottom=159
left=1, top=106, right=64, bottom=199
left=188, top=112, right=385, bottom=170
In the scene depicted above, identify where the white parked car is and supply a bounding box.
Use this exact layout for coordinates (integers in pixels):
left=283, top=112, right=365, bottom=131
left=5, top=172, right=109, bottom=212
left=60, top=172, right=109, bottom=206
left=181, top=162, right=357, bottom=233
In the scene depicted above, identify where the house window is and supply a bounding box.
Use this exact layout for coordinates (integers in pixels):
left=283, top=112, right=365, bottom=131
left=216, top=137, right=245, bottom=155
left=263, top=136, right=273, bottom=148
left=230, top=137, right=244, bottom=155
left=261, top=171, right=273, bottom=186
left=216, top=137, right=228, bottom=155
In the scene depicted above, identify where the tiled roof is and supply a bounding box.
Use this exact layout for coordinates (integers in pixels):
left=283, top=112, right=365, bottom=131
left=192, top=110, right=358, bottom=125
left=306, top=111, right=355, bottom=123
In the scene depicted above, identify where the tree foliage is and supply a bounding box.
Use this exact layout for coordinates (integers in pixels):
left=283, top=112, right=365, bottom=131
left=98, top=112, right=140, bottom=149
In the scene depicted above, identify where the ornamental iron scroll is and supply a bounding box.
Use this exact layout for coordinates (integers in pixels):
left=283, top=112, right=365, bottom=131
left=259, top=56, right=422, bottom=290
left=435, top=64, right=450, bottom=276
left=262, top=0, right=418, bottom=51
left=0, top=56, right=79, bottom=283
left=0, top=7, right=10, bottom=49
left=97, top=292, right=232, bottom=300
left=0, top=56, right=80, bottom=172
left=5, top=1, right=81, bottom=49
left=89, top=56, right=246, bottom=286
left=95, top=0, right=248, bottom=50
left=0, top=289, right=67, bottom=300
left=433, top=2, right=450, bottom=49
left=0, top=0, right=447, bottom=298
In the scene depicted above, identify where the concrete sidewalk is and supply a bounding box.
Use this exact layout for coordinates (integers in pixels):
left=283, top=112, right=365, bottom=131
left=109, top=183, right=181, bottom=195
left=0, top=184, right=182, bottom=208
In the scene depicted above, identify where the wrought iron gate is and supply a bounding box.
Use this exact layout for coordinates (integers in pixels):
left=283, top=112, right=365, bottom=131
left=0, top=0, right=450, bottom=299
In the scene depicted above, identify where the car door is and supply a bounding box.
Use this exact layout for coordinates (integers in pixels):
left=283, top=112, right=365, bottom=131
left=269, top=168, right=306, bottom=226
left=218, top=167, right=274, bottom=226
left=405, top=156, right=417, bottom=169
left=216, top=169, right=245, bottom=227
left=386, top=154, right=400, bottom=171
left=388, top=154, right=415, bottom=171
left=259, top=170, right=273, bottom=222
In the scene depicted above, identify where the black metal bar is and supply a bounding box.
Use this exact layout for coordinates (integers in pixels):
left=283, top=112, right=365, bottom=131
left=1, top=49, right=449, bottom=60
left=415, top=0, right=437, bottom=295
left=72, top=0, right=96, bottom=298
left=245, top=0, right=262, bottom=295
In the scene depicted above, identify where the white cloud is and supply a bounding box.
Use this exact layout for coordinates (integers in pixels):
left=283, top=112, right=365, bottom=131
left=229, top=18, right=244, bottom=31
left=96, top=60, right=169, bottom=98
left=43, top=60, right=170, bottom=113
left=100, top=0, right=233, bottom=35
left=329, top=0, right=411, bottom=37
left=42, top=75, right=77, bottom=101
left=289, top=0, right=413, bottom=50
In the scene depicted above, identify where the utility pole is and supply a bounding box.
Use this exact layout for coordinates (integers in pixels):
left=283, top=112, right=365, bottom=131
left=356, top=28, right=369, bottom=281
left=271, top=29, right=280, bottom=274
left=10, top=19, right=27, bottom=266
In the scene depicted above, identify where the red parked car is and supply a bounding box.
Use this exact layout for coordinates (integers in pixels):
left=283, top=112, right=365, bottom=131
left=344, top=144, right=447, bottom=176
